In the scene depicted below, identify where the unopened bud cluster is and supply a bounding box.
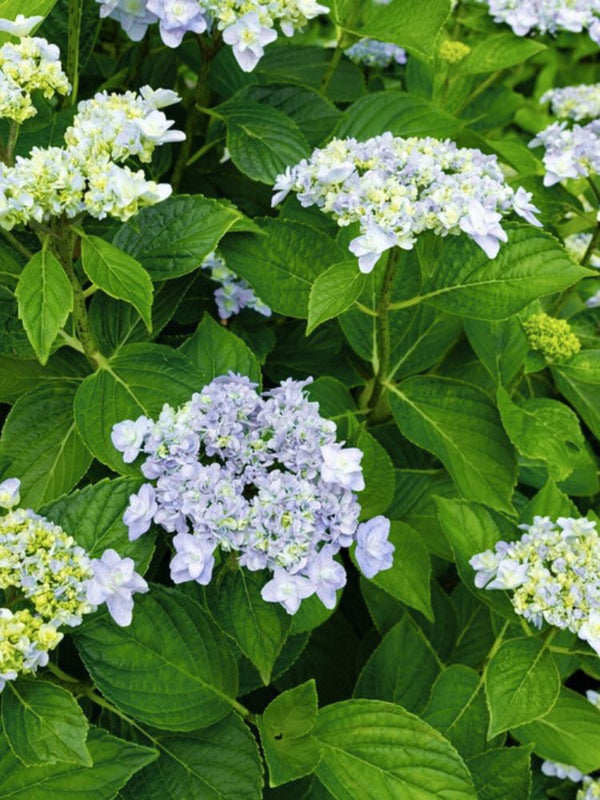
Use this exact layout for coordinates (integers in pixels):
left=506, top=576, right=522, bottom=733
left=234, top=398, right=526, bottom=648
left=112, top=373, right=394, bottom=614
left=484, top=0, right=600, bottom=44
left=96, top=0, right=329, bottom=72
left=200, top=251, right=271, bottom=319
left=522, top=312, right=581, bottom=363
left=272, top=133, right=541, bottom=272
left=470, top=515, right=600, bottom=655
left=439, top=40, right=471, bottom=63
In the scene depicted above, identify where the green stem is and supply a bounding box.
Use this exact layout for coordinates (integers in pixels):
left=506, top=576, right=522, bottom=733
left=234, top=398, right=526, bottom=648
left=66, top=0, right=83, bottom=107
left=368, top=248, right=399, bottom=421
left=456, top=70, right=502, bottom=115
left=5, top=121, right=19, bottom=165
left=171, top=35, right=221, bottom=191
left=320, top=29, right=346, bottom=94
left=0, top=228, right=33, bottom=259
left=186, top=137, right=223, bottom=168
left=582, top=221, right=600, bottom=266
left=51, top=227, right=103, bottom=368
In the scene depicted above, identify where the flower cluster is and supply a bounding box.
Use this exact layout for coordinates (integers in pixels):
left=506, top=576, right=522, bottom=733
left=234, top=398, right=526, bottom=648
left=344, top=39, right=407, bottom=69
left=112, top=374, right=394, bottom=614
left=522, top=312, right=581, bottom=362
left=470, top=515, right=600, bottom=654
left=200, top=251, right=271, bottom=319
left=484, top=0, right=600, bottom=44
left=272, top=133, right=541, bottom=271
left=579, top=778, right=600, bottom=800
left=530, top=120, right=600, bottom=186
left=541, top=83, right=600, bottom=122
left=96, top=0, right=329, bottom=71
left=0, top=15, right=70, bottom=124
left=0, top=478, right=147, bottom=691
left=0, top=84, right=183, bottom=229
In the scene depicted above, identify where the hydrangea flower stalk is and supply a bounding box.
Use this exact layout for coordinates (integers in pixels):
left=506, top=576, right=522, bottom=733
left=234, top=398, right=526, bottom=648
left=112, top=374, right=394, bottom=614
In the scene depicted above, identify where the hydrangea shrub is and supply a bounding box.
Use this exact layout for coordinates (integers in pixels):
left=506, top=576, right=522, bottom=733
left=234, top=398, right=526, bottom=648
left=0, top=1, right=599, bottom=798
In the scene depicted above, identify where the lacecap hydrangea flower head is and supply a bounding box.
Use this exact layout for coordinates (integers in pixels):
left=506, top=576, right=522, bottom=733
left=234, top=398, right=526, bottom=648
left=0, top=15, right=70, bottom=124
left=484, top=0, right=600, bottom=44
left=0, top=477, right=147, bottom=692
left=0, top=82, right=184, bottom=229
left=96, top=0, right=329, bottom=71
left=112, top=373, right=394, bottom=614
left=272, top=133, right=541, bottom=273
left=470, top=515, right=600, bottom=655
left=530, top=119, right=600, bottom=187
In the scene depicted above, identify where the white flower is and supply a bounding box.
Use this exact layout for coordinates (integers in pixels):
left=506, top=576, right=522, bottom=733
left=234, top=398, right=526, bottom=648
left=222, top=11, right=278, bottom=72
left=261, top=567, right=314, bottom=614
left=169, top=532, right=215, bottom=584
left=459, top=201, right=508, bottom=259
left=306, top=546, right=346, bottom=609
left=134, top=109, right=185, bottom=144
left=486, top=558, right=529, bottom=590
left=469, top=549, right=500, bottom=588
left=86, top=549, right=148, bottom=627
left=579, top=609, right=600, bottom=656
left=348, top=221, right=398, bottom=273
left=512, top=187, right=542, bottom=227
left=320, top=443, right=365, bottom=491
left=139, top=85, right=181, bottom=108
left=0, top=477, right=20, bottom=509
left=0, top=15, right=44, bottom=38
left=355, top=516, right=394, bottom=579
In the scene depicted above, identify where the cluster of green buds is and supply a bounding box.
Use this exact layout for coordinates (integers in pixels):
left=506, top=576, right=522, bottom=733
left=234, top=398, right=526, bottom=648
left=522, top=312, right=581, bottom=363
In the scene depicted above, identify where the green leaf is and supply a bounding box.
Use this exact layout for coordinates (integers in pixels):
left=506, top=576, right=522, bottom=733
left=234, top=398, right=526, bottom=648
left=219, top=220, right=345, bottom=318
left=15, top=249, right=73, bottom=365
left=205, top=568, right=291, bottom=685
left=463, top=318, right=527, bottom=387
left=179, top=313, right=262, bottom=385
left=41, top=477, right=155, bottom=573
left=75, top=586, right=239, bottom=732
left=354, top=615, right=441, bottom=713
left=314, top=699, right=477, bottom=799
left=552, top=350, right=600, bottom=442
left=422, top=665, right=489, bottom=761
left=485, top=638, right=560, bottom=736
left=497, top=388, right=585, bottom=482
left=518, top=479, right=578, bottom=523
left=1, top=679, right=91, bottom=767
left=120, top=715, right=264, bottom=800
left=435, top=498, right=516, bottom=620
left=417, top=226, right=593, bottom=320
left=331, top=0, right=451, bottom=60
left=450, top=585, right=494, bottom=668
left=0, top=726, right=157, bottom=799
left=74, top=343, right=203, bottom=474
left=0, top=382, right=91, bottom=506
left=456, top=33, right=545, bottom=73
left=366, top=521, right=433, bottom=619
left=81, top=236, right=153, bottom=331
left=113, top=194, right=242, bottom=281
left=353, top=427, right=396, bottom=519
left=217, top=99, right=309, bottom=184
left=337, top=91, right=463, bottom=141
left=258, top=681, right=321, bottom=787
left=512, top=687, right=600, bottom=773
left=307, top=262, right=365, bottom=335
left=389, top=377, right=517, bottom=513
left=467, top=747, right=531, bottom=800
left=0, top=351, right=90, bottom=404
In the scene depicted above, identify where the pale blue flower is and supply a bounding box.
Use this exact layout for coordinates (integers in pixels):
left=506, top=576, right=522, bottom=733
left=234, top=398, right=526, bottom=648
left=86, top=549, right=148, bottom=626
left=355, top=516, right=394, bottom=579
left=123, top=484, right=157, bottom=540
left=261, top=567, right=314, bottom=614
left=170, top=532, right=215, bottom=584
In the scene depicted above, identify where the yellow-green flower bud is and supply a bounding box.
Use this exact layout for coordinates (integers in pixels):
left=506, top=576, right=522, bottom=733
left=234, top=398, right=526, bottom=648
left=439, top=40, right=471, bottom=64
left=522, top=312, right=581, bottom=363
